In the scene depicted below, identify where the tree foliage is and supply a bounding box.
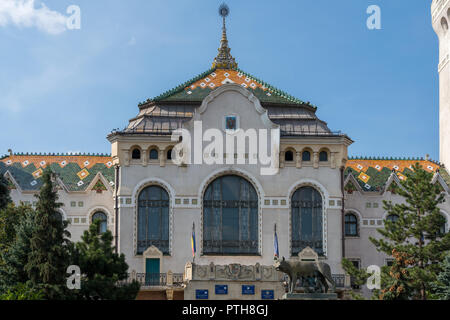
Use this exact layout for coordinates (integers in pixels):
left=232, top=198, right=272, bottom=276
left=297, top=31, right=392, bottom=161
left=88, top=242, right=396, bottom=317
left=433, top=252, right=450, bottom=299
left=0, top=175, right=11, bottom=211
left=0, top=206, right=36, bottom=290
left=73, top=220, right=140, bottom=300
left=24, top=170, right=73, bottom=299
left=369, top=163, right=450, bottom=299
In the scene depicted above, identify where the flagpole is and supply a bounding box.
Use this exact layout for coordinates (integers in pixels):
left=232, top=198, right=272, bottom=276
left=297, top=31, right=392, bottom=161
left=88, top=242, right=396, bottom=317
left=192, top=222, right=196, bottom=264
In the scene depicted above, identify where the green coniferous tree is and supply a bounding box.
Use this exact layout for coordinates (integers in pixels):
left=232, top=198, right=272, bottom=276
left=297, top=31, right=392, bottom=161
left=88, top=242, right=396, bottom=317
left=24, top=170, right=73, bottom=299
left=74, top=220, right=140, bottom=300
left=0, top=206, right=35, bottom=291
left=0, top=175, right=11, bottom=211
left=433, top=252, right=450, bottom=299
left=369, top=163, right=450, bottom=300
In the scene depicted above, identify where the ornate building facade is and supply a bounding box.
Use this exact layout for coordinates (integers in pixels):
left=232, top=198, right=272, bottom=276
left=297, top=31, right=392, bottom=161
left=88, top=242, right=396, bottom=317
left=1, top=3, right=449, bottom=299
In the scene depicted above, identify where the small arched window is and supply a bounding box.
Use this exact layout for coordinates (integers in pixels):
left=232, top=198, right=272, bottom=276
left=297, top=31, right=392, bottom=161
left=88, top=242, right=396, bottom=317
left=149, top=149, right=159, bottom=160
left=345, top=213, right=358, bottom=237
left=302, top=151, right=311, bottom=162
left=167, top=148, right=173, bottom=161
left=319, top=151, right=328, bottom=162
left=132, top=148, right=141, bottom=160
left=285, top=150, right=294, bottom=162
left=442, top=17, right=449, bottom=32
left=386, top=214, right=399, bottom=223
left=92, top=212, right=108, bottom=233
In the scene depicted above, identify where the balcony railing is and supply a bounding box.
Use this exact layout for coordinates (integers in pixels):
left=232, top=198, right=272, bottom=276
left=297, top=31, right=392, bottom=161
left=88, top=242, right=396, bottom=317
left=120, top=271, right=184, bottom=288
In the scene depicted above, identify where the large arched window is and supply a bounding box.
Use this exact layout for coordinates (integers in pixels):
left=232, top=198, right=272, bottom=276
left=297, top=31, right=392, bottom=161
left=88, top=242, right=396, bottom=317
left=291, top=186, right=323, bottom=256
left=92, top=211, right=108, bottom=234
left=345, top=213, right=358, bottom=237
left=203, top=175, right=259, bottom=255
left=137, top=185, right=170, bottom=255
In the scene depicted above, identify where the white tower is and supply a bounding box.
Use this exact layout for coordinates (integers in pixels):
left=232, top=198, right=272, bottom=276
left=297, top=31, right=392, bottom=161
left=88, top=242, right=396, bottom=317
left=432, top=0, right=450, bottom=168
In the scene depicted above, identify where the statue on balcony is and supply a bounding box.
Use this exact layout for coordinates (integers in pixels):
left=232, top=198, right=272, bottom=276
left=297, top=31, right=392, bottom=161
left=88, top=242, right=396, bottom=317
left=273, top=247, right=336, bottom=294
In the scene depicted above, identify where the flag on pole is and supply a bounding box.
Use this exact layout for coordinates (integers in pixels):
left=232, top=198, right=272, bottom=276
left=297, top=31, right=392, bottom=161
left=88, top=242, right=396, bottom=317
left=274, top=224, right=279, bottom=259
left=191, top=222, right=196, bottom=259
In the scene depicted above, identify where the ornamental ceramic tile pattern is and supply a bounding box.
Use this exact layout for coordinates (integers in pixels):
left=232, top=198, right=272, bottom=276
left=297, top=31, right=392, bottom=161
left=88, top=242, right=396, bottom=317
left=345, top=158, right=446, bottom=192
left=0, top=154, right=114, bottom=192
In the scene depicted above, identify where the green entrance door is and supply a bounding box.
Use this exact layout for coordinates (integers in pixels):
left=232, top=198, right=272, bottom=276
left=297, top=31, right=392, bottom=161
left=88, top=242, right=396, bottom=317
left=145, top=258, right=160, bottom=286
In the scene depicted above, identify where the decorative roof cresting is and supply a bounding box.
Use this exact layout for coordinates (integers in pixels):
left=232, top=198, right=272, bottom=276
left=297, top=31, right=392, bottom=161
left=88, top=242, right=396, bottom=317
left=212, top=3, right=238, bottom=69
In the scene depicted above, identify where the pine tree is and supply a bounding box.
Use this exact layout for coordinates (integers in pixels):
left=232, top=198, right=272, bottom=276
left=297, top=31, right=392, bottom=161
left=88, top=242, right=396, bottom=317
left=74, top=220, right=140, bottom=300
left=0, top=206, right=35, bottom=291
left=433, top=252, right=450, bottom=299
left=24, top=170, right=73, bottom=299
left=370, top=163, right=450, bottom=300
left=0, top=175, right=11, bottom=211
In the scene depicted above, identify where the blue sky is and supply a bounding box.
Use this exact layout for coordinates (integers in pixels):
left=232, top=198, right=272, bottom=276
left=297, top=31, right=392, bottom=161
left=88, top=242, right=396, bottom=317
left=0, top=0, right=440, bottom=160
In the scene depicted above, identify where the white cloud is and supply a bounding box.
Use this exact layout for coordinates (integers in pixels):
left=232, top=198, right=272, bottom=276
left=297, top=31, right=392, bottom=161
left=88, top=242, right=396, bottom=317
left=0, top=0, right=67, bottom=34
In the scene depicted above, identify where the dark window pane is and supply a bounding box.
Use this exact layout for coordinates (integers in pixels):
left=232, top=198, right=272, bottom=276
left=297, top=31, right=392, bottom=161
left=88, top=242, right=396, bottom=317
left=285, top=151, right=294, bottom=162
left=132, top=149, right=141, bottom=160
left=291, top=186, right=323, bottom=256
left=150, top=149, right=159, bottom=160
left=345, top=213, right=358, bottom=236
left=319, top=151, right=328, bottom=162
left=137, top=186, right=170, bottom=254
left=302, top=151, right=311, bottom=162
left=92, top=212, right=107, bottom=233
left=167, top=149, right=173, bottom=160
left=203, top=175, right=258, bottom=255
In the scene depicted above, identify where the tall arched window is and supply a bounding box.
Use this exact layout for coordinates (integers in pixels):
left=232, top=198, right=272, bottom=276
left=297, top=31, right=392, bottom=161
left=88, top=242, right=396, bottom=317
left=92, top=211, right=108, bottom=234
left=345, top=213, right=358, bottom=237
left=291, top=186, right=323, bottom=256
left=137, top=185, right=170, bottom=255
left=203, top=175, right=259, bottom=255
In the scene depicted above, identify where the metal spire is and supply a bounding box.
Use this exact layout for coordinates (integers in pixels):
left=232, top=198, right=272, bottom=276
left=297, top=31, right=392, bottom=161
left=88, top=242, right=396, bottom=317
left=212, top=3, right=237, bottom=69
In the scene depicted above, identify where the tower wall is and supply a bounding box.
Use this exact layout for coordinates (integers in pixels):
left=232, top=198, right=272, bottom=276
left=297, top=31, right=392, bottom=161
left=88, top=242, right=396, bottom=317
left=432, top=0, right=450, bottom=168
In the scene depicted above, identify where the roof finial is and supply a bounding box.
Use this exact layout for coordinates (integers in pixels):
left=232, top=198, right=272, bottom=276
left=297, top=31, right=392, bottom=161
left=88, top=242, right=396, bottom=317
left=212, top=3, right=237, bottom=69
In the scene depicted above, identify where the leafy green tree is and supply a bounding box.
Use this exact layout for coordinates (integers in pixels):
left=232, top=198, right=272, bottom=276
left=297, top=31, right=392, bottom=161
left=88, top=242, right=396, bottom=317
left=433, top=252, right=450, bottom=299
left=369, top=163, right=450, bottom=300
left=24, top=170, right=73, bottom=299
left=0, top=283, right=44, bottom=300
left=0, top=207, right=36, bottom=290
left=74, top=220, right=140, bottom=300
left=0, top=175, right=11, bottom=211
left=0, top=203, right=29, bottom=253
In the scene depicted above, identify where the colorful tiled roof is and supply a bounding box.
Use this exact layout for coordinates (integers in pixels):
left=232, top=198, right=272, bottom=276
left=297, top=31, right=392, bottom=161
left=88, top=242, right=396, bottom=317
left=344, top=157, right=445, bottom=192
left=138, top=68, right=315, bottom=108
left=0, top=154, right=114, bottom=192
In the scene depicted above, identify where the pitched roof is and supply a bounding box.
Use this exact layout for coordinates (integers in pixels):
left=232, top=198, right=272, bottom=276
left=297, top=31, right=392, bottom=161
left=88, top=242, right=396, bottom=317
left=345, top=158, right=444, bottom=192
left=138, top=68, right=315, bottom=108
left=0, top=154, right=114, bottom=192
